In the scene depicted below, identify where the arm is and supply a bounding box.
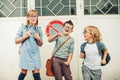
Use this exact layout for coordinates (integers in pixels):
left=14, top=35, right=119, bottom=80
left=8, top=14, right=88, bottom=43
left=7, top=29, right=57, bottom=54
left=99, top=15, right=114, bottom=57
left=80, top=42, right=86, bottom=59
left=98, top=42, right=108, bottom=65
left=64, top=53, right=73, bottom=65
left=101, top=48, right=108, bottom=64
left=34, top=33, right=43, bottom=46
left=80, top=53, right=85, bottom=59
left=48, top=33, right=62, bottom=42
left=15, top=31, right=30, bottom=44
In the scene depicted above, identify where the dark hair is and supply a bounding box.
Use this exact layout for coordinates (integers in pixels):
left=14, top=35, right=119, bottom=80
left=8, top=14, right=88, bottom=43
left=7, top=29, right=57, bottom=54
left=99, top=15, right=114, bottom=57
left=63, top=20, right=74, bottom=29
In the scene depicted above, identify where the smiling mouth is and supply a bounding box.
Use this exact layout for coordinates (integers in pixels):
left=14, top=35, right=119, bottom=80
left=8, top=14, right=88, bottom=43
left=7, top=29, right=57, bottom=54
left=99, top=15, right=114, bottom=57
left=65, top=30, right=69, bottom=32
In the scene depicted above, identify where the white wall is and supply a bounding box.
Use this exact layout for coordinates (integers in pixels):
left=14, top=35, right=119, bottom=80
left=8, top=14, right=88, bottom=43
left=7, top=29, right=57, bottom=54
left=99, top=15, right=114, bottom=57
left=0, top=16, right=120, bottom=80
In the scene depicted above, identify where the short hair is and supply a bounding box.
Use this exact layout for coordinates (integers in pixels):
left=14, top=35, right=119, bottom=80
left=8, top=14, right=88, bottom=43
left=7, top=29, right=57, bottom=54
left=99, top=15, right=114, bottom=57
left=63, top=20, right=74, bottom=29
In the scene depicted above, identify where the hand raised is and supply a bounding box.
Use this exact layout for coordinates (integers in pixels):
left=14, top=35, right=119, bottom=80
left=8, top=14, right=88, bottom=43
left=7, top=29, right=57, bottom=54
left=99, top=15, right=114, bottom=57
left=24, top=31, right=31, bottom=39
left=57, top=33, right=62, bottom=37
left=34, top=32, right=40, bottom=40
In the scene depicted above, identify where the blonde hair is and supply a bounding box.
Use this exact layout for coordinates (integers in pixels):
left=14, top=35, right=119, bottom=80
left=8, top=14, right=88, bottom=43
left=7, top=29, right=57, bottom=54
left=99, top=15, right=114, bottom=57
left=84, top=26, right=102, bottom=42
left=26, top=10, right=38, bottom=27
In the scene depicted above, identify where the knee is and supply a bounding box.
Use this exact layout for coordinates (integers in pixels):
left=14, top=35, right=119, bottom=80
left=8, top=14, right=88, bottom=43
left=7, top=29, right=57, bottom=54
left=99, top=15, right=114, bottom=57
left=32, top=69, right=40, bottom=74
left=64, top=76, right=72, bottom=80
left=21, top=69, right=27, bottom=74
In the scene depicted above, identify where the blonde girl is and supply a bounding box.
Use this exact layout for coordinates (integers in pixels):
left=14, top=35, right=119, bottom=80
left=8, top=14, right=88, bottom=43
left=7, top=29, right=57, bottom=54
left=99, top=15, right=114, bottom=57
left=80, top=26, right=108, bottom=80
left=15, top=10, right=43, bottom=80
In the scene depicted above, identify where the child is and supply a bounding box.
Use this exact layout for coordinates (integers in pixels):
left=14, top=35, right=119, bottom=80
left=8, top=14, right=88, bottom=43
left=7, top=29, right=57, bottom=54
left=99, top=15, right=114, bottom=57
left=48, top=20, right=75, bottom=80
left=80, top=26, right=108, bottom=80
left=15, top=10, right=43, bottom=80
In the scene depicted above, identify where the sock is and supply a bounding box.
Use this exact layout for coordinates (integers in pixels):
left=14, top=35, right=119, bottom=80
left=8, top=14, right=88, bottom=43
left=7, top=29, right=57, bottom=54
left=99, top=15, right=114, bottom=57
left=18, top=73, right=26, bottom=80
left=33, top=73, right=41, bottom=80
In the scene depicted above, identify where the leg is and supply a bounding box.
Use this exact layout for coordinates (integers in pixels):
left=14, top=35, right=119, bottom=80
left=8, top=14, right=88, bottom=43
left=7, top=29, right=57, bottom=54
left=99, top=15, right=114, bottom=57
left=18, top=69, right=27, bottom=80
left=62, top=62, right=72, bottom=80
left=52, top=58, right=62, bottom=80
left=92, top=69, right=102, bottom=80
left=32, top=69, right=41, bottom=80
left=81, top=65, right=91, bottom=80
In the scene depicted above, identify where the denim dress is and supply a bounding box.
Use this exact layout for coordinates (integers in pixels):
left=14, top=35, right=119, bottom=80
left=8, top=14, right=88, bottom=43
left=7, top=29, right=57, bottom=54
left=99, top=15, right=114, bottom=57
left=15, top=24, right=43, bottom=70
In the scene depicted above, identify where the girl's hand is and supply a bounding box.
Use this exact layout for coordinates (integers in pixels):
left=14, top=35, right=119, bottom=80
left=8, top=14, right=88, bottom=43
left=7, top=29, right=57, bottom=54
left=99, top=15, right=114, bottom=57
left=34, top=33, right=40, bottom=40
left=24, top=31, right=31, bottom=39
left=101, top=59, right=106, bottom=65
left=80, top=53, right=85, bottom=59
left=34, top=33, right=43, bottom=46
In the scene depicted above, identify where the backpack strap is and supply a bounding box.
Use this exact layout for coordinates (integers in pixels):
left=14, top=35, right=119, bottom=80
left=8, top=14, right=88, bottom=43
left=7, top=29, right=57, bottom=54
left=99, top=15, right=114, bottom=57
left=35, top=26, right=39, bottom=33
left=25, top=25, right=29, bottom=31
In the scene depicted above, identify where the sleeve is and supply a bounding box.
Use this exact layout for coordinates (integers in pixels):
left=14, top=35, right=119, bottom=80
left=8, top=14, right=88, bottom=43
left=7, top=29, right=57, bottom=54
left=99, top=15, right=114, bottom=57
left=15, top=23, right=24, bottom=40
left=37, top=27, right=43, bottom=41
left=69, top=38, right=75, bottom=53
left=80, top=42, right=86, bottom=54
left=99, top=42, right=107, bottom=51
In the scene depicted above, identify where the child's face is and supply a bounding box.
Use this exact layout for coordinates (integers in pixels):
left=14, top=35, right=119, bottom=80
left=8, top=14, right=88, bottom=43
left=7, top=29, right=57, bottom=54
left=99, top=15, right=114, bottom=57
left=83, top=29, right=93, bottom=41
left=28, top=13, right=38, bottom=25
left=63, top=23, right=73, bottom=35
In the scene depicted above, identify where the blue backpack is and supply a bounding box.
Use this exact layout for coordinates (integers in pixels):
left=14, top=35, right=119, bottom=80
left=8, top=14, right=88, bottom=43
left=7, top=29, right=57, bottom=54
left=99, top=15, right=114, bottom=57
left=81, top=42, right=111, bottom=66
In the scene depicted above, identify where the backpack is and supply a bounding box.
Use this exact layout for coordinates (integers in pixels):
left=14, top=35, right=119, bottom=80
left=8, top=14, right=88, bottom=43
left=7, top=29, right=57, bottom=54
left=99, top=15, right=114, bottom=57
left=81, top=42, right=111, bottom=66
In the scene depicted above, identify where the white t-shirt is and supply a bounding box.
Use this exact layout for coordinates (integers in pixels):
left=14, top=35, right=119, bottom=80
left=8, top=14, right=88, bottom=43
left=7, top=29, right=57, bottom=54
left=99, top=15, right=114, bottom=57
left=84, top=43, right=101, bottom=70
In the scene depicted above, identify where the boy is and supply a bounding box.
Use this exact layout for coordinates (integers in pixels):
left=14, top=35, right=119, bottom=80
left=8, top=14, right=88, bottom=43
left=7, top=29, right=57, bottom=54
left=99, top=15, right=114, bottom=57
left=48, top=20, right=75, bottom=80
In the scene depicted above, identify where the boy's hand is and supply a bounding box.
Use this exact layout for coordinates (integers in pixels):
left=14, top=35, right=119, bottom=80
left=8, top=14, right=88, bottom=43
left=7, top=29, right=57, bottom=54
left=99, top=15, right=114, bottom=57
left=64, top=61, right=70, bottom=65
left=80, top=53, right=85, bottom=59
left=57, top=33, right=62, bottom=37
